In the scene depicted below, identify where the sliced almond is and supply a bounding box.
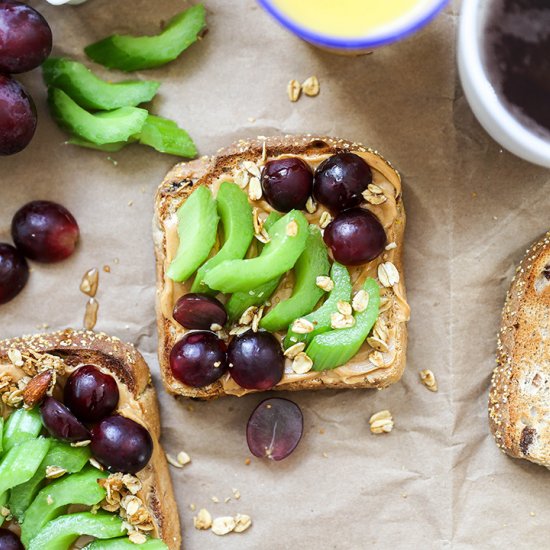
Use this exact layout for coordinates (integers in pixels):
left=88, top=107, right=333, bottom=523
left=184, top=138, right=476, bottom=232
left=292, top=352, right=313, bottom=374
left=337, top=300, right=352, bottom=316
left=177, top=451, right=191, bottom=466
left=284, top=342, right=306, bottom=359
left=367, top=337, right=389, bottom=353
left=331, top=312, right=355, bottom=329
left=378, top=262, right=400, bottom=287
left=239, top=306, right=257, bottom=327
left=305, top=196, right=317, bottom=214
left=385, top=242, right=397, bottom=251
left=291, top=318, right=315, bottom=334
left=254, top=228, right=270, bottom=244
left=319, top=211, right=333, bottom=229
left=248, top=176, right=262, bottom=201
left=302, top=75, right=320, bottom=97
left=211, top=516, right=236, bottom=536
left=369, top=410, right=394, bottom=434
left=287, top=79, right=301, bottom=102
left=316, top=276, right=334, bottom=292
left=233, top=513, right=252, bottom=533
left=419, top=369, right=438, bottom=392
left=234, top=169, right=250, bottom=189
left=243, top=161, right=261, bottom=179
left=23, top=370, right=53, bottom=408
left=45, top=465, right=67, bottom=479
left=352, top=290, right=369, bottom=312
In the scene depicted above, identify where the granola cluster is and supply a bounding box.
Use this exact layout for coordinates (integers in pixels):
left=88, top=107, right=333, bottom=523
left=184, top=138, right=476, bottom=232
left=98, top=473, right=155, bottom=544
left=1, top=348, right=65, bottom=409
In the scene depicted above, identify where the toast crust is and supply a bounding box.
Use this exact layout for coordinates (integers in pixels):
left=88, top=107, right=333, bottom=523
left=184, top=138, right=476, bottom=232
left=489, top=232, right=550, bottom=466
left=0, top=329, right=181, bottom=549
left=154, top=135, right=409, bottom=399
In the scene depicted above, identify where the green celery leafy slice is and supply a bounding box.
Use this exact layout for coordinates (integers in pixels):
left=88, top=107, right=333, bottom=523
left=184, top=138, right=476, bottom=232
left=48, top=88, right=148, bottom=145
left=42, top=57, right=160, bottom=110
left=84, top=4, right=206, bottom=72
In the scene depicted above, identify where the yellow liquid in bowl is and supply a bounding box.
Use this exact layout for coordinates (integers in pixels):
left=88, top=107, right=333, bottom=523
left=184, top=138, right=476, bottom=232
left=271, top=0, right=427, bottom=39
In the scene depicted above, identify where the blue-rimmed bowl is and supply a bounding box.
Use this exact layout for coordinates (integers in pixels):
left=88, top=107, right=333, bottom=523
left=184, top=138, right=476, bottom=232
left=258, top=0, right=449, bottom=54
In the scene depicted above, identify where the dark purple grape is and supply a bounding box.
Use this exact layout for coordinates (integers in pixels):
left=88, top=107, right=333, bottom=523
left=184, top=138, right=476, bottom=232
left=228, top=330, right=284, bottom=390
left=173, top=293, right=227, bottom=330
left=11, top=200, right=80, bottom=263
left=0, top=1, right=52, bottom=73
left=90, top=415, right=153, bottom=474
left=170, top=331, right=227, bottom=387
left=247, top=398, right=303, bottom=461
left=261, top=158, right=313, bottom=212
left=64, top=365, right=119, bottom=423
left=313, top=153, right=372, bottom=212
left=0, top=74, right=36, bottom=156
left=323, top=208, right=386, bottom=265
left=0, top=528, right=23, bottom=550
left=0, top=243, right=29, bottom=305
left=40, top=396, right=90, bottom=443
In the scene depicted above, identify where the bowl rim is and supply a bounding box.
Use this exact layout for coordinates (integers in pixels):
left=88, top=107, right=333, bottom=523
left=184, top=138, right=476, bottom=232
left=258, top=0, right=449, bottom=49
left=458, top=0, right=550, bottom=164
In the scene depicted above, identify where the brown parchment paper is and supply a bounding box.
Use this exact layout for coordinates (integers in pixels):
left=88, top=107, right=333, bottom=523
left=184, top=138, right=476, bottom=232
left=1, top=0, right=550, bottom=547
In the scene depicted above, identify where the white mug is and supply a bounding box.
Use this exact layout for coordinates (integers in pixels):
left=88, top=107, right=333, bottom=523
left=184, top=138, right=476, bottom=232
left=457, top=0, right=550, bottom=168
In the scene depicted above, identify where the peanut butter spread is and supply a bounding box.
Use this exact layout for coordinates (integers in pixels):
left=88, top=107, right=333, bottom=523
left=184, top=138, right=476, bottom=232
left=160, top=149, right=410, bottom=395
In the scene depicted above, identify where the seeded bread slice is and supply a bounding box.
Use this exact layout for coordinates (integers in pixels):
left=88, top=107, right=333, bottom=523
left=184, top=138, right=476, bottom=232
left=489, top=232, right=550, bottom=466
left=154, top=135, right=409, bottom=400
left=0, top=329, right=181, bottom=549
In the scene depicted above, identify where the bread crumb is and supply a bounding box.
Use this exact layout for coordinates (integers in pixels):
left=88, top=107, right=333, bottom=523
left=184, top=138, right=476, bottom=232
left=419, top=369, right=438, bottom=392
left=193, top=508, right=212, bottom=530
left=211, top=516, right=236, bottom=536
left=234, top=514, right=252, bottom=533
left=245, top=458, right=251, bottom=466
left=302, top=76, right=320, bottom=97
left=287, top=79, right=301, bottom=102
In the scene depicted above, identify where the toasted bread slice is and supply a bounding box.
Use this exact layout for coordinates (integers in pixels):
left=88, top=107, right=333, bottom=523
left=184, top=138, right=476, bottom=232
left=154, top=135, right=409, bottom=399
left=489, top=232, right=550, bottom=466
left=0, top=329, right=181, bottom=549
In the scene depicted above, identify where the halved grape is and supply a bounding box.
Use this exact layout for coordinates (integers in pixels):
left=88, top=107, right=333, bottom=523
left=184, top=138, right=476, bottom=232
left=246, top=398, right=303, bottom=461
left=40, top=396, right=90, bottom=443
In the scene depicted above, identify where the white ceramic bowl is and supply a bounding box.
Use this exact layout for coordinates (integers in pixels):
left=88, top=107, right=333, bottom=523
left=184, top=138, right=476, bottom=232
left=458, top=0, right=550, bottom=168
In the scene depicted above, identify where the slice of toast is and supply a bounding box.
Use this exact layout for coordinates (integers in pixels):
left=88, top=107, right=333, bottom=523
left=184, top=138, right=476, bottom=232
left=154, top=135, right=409, bottom=399
left=0, top=329, right=181, bottom=549
left=489, top=232, right=550, bottom=466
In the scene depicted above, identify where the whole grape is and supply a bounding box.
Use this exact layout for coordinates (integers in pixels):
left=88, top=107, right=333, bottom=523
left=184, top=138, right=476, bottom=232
left=0, top=75, right=36, bottom=156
